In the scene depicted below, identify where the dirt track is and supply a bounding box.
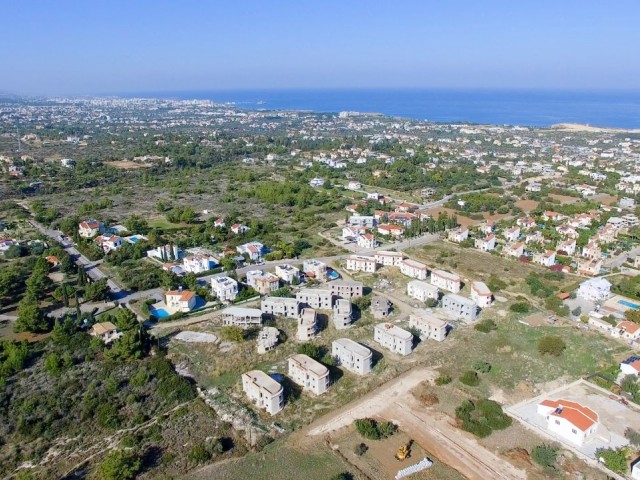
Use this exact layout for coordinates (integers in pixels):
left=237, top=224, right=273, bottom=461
left=303, top=367, right=527, bottom=480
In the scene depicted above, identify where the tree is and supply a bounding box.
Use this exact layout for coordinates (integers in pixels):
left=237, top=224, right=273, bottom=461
left=107, top=329, right=145, bottom=360
left=537, top=335, right=566, bottom=356
left=297, top=342, right=321, bottom=359
left=473, top=361, right=492, bottom=373
left=84, top=278, right=110, bottom=301
left=509, top=302, right=529, bottom=313
left=114, top=308, right=139, bottom=331
left=124, top=215, right=149, bottom=234
left=15, top=298, right=50, bottom=333
left=474, top=319, right=497, bottom=333
left=98, top=450, right=141, bottom=480
left=531, top=444, right=558, bottom=468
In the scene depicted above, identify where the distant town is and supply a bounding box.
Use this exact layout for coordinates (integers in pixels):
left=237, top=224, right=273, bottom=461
left=2, top=95, right=640, bottom=479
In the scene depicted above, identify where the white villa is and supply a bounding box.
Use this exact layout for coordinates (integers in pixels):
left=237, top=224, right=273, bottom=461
left=475, top=234, right=496, bottom=252
left=373, top=323, right=413, bottom=355
left=576, top=278, right=611, bottom=302
left=333, top=299, right=353, bottom=329
left=78, top=220, right=104, bottom=238
left=537, top=399, right=599, bottom=447
left=165, top=290, right=197, bottom=313
left=275, top=264, right=300, bottom=284
left=211, top=276, right=238, bottom=302
left=332, top=338, right=372, bottom=375
left=242, top=370, right=284, bottom=415
left=442, top=294, right=477, bottom=321
left=303, top=259, right=327, bottom=280
left=288, top=354, right=330, bottom=395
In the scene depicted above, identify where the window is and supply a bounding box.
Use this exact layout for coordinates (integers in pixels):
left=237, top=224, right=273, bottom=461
left=555, top=420, right=560, bottom=425
left=571, top=428, right=577, bottom=434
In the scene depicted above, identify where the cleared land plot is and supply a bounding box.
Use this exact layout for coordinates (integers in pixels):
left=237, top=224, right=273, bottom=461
left=507, top=379, right=640, bottom=458
left=549, top=193, right=580, bottom=204
left=106, top=160, right=153, bottom=169
left=514, top=199, right=539, bottom=212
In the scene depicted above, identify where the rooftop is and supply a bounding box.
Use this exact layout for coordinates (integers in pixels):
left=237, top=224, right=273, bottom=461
left=243, top=370, right=283, bottom=395
left=333, top=338, right=372, bottom=358
left=289, top=354, right=329, bottom=377
left=375, top=323, right=413, bottom=341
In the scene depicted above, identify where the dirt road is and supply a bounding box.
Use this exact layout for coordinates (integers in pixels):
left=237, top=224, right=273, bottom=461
left=303, top=367, right=527, bottom=480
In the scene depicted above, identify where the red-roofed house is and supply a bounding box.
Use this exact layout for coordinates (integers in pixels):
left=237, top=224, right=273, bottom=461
left=537, top=399, right=599, bottom=446
left=613, top=321, right=640, bottom=342
left=621, top=357, right=640, bottom=376
left=165, top=290, right=197, bottom=313
left=79, top=220, right=104, bottom=238
left=357, top=233, right=376, bottom=249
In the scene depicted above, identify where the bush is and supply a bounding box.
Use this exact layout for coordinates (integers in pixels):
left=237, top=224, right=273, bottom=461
left=221, top=326, right=244, bottom=342
left=297, top=343, right=321, bottom=360
left=473, top=361, right=492, bottom=374
left=474, top=319, right=497, bottom=333
left=435, top=374, right=452, bottom=386
left=455, top=399, right=512, bottom=438
left=354, top=442, right=368, bottom=456
left=595, top=447, right=627, bottom=474
left=188, top=443, right=212, bottom=464
left=509, top=302, right=530, bottom=313
left=354, top=418, right=397, bottom=440
left=531, top=444, right=558, bottom=468
left=99, top=450, right=141, bottom=480
left=625, top=427, right=640, bottom=446
left=537, top=335, right=566, bottom=356
left=459, top=370, right=480, bottom=386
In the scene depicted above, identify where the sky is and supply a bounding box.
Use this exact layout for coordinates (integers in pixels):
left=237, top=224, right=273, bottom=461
left=1, top=0, right=639, bottom=95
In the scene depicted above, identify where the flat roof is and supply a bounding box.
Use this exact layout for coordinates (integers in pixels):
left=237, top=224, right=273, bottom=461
left=375, top=323, right=413, bottom=340
left=243, top=370, right=283, bottom=395
left=402, top=258, right=428, bottom=269
left=289, top=354, right=328, bottom=377
left=432, top=269, right=461, bottom=281
left=472, top=281, right=492, bottom=296
left=333, top=338, right=372, bottom=358
left=410, top=310, right=447, bottom=328
left=223, top=306, right=263, bottom=316
left=331, top=280, right=363, bottom=287
left=444, top=293, right=475, bottom=306
left=408, top=280, right=438, bottom=291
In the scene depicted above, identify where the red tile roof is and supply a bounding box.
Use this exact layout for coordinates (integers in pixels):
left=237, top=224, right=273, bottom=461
left=540, top=399, right=598, bottom=431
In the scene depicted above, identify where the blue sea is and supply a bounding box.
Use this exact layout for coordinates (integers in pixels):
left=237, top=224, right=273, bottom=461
left=129, top=89, right=640, bottom=129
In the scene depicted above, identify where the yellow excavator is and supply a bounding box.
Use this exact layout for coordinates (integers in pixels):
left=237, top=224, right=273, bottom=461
left=395, top=440, right=413, bottom=461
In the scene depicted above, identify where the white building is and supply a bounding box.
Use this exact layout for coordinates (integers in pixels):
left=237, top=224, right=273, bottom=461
left=296, top=288, right=333, bottom=309
left=78, top=220, right=104, bottom=238
left=211, top=276, right=238, bottom=302
left=373, top=323, right=413, bottom=355
left=375, top=251, right=404, bottom=266
left=221, top=306, right=262, bottom=328
left=357, top=234, right=376, bottom=249
left=620, top=356, right=640, bottom=376
left=475, top=234, right=496, bottom=252
left=275, top=264, right=300, bottom=284
left=303, top=259, right=327, bottom=280
left=400, top=258, right=429, bottom=280
left=576, top=278, right=611, bottom=302
left=557, top=238, right=576, bottom=256
left=537, top=399, right=598, bottom=447
left=182, top=254, right=216, bottom=273
left=236, top=241, right=264, bottom=261
left=533, top=250, right=556, bottom=267
left=261, top=297, right=300, bottom=319
left=470, top=281, right=493, bottom=309
left=409, top=310, right=448, bottom=341
left=346, top=255, right=377, bottom=273
left=504, top=226, right=521, bottom=242
left=442, top=294, right=477, bottom=321
left=333, top=299, right=353, bottom=329
left=349, top=214, right=376, bottom=227
left=332, top=338, right=372, bottom=375
left=407, top=280, right=439, bottom=302
left=430, top=269, right=462, bottom=293
left=96, top=234, right=123, bottom=252
left=165, top=290, right=197, bottom=313
left=297, top=308, right=317, bottom=341
left=448, top=227, right=469, bottom=243
left=257, top=326, right=279, bottom=354
left=288, top=354, right=330, bottom=395
left=246, top=270, right=280, bottom=295
left=242, top=370, right=284, bottom=415
left=330, top=280, right=363, bottom=299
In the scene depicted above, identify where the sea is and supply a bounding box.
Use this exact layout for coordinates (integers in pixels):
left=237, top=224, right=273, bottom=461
left=129, top=89, right=640, bottom=129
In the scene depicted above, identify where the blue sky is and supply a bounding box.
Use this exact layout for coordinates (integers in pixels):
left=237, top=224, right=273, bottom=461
left=2, top=0, right=639, bottom=95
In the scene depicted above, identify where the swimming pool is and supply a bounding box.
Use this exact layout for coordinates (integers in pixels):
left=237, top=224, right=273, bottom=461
left=150, top=307, right=171, bottom=318
left=327, top=270, right=340, bottom=280
left=129, top=236, right=141, bottom=243
left=618, top=299, right=640, bottom=310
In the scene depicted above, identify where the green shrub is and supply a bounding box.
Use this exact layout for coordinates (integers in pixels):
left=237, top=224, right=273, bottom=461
left=474, top=319, right=497, bottom=333
left=435, top=374, right=452, bottom=386
left=459, top=370, right=480, bottom=386
left=354, top=442, right=368, bottom=456
left=509, top=302, right=530, bottom=313
left=531, top=444, right=558, bottom=468
left=537, top=335, right=566, bottom=356
left=595, top=447, right=627, bottom=474
left=455, top=399, right=511, bottom=438
left=473, top=361, right=492, bottom=374
left=354, top=418, right=397, bottom=440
